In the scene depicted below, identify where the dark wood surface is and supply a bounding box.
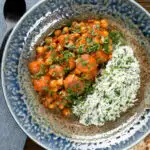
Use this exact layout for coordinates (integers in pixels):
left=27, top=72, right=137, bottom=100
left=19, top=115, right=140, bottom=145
left=24, top=1, right=150, bottom=150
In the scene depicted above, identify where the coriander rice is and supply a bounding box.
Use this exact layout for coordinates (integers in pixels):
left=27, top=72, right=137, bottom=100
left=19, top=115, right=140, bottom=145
left=73, top=45, right=140, bottom=126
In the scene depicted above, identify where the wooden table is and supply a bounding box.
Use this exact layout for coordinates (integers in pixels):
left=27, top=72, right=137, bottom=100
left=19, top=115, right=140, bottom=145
left=24, top=1, right=150, bottom=150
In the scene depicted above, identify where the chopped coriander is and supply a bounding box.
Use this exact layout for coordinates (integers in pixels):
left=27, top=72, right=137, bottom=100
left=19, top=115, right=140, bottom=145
left=71, top=26, right=81, bottom=33
left=33, top=64, right=46, bottom=79
left=96, top=24, right=100, bottom=29
left=53, top=57, right=64, bottom=64
left=102, top=44, right=110, bottom=54
left=49, top=90, right=54, bottom=96
left=109, top=31, right=125, bottom=45
left=51, top=52, right=57, bottom=59
left=87, top=42, right=100, bottom=53
left=81, top=60, right=88, bottom=66
left=65, top=44, right=76, bottom=49
left=42, top=86, right=49, bottom=92
left=104, top=37, right=109, bottom=44
left=67, top=22, right=72, bottom=27
left=50, top=65, right=55, bottom=69
left=45, top=38, right=52, bottom=44
left=65, top=36, right=69, bottom=43
left=48, top=46, right=54, bottom=51
left=62, top=51, right=74, bottom=61
left=91, top=29, right=96, bottom=36
left=86, top=37, right=92, bottom=43
left=77, top=44, right=85, bottom=54
left=64, top=67, right=70, bottom=74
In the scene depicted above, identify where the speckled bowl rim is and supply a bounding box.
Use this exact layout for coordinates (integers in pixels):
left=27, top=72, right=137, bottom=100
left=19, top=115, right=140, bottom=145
left=1, top=0, right=150, bottom=149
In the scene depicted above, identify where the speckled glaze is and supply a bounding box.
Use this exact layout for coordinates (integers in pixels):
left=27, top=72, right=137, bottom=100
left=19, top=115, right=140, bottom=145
left=1, top=0, right=150, bottom=149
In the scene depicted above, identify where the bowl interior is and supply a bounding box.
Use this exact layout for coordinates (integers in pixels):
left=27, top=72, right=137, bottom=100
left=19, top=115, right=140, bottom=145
left=18, top=9, right=150, bottom=141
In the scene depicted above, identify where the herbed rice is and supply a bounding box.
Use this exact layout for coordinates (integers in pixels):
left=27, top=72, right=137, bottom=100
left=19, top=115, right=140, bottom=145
left=73, top=45, right=140, bottom=126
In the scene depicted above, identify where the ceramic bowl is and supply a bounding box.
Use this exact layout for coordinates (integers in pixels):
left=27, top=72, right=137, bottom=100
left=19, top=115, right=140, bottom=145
left=1, top=0, right=150, bottom=149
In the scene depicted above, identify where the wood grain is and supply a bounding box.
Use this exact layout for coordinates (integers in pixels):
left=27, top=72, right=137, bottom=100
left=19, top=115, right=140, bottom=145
left=24, top=1, right=150, bottom=150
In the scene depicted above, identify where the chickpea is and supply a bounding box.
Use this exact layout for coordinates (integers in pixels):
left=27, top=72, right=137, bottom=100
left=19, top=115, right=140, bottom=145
left=95, top=50, right=109, bottom=64
left=49, top=80, right=58, bottom=88
left=37, top=57, right=44, bottom=63
left=70, top=33, right=80, bottom=41
left=45, top=37, right=52, bottom=45
left=94, top=20, right=101, bottom=25
left=59, top=103, right=64, bottom=110
left=73, top=68, right=81, bottom=75
left=80, top=26, right=87, bottom=33
left=57, top=78, right=63, bottom=86
left=93, top=37, right=99, bottom=44
left=50, top=88, right=58, bottom=92
left=51, top=42, right=57, bottom=49
left=59, top=90, right=67, bottom=97
left=49, top=65, right=64, bottom=78
left=103, top=30, right=109, bottom=37
left=72, top=21, right=78, bottom=27
left=54, top=30, right=61, bottom=36
left=33, top=76, right=50, bottom=92
left=36, top=46, right=46, bottom=55
left=57, top=34, right=68, bottom=44
left=49, top=102, right=56, bottom=109
left=99, top=37, right=103, bottom=44
left=62, top=108, right=71, bottom=116
left=49, top=79, right=63, bottom=92
left=43, top=45, right=49, bottom=51
left=100, top=30, right=109, bottom=37
left=82, top=70, right=97, bottom=80
left=63, top=27, right=69, bottom=33
left=79, top=22, right=85, bottom=26
left=28, top=61, right=40, bottom=74
left=45, top=58, right=53, bottom=65
left=46, top=96, right=53, bottom=104
left=57, top=44, right=64, bottom=51
left=100, top=19, right=108, bottom=28
left=78, top=38, right=86, bottom=45
left=82, top=33, right=90, bottom=38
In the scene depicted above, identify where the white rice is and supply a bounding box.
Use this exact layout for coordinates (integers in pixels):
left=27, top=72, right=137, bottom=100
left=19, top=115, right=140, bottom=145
left=73, top=45, right=140, bottom=126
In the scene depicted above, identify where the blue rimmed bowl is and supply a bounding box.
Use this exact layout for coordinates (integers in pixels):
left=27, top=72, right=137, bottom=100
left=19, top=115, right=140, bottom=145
left=1, top=0, right=150, bottom=149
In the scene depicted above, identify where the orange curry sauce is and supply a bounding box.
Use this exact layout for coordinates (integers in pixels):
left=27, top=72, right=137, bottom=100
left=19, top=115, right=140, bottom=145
left=28, top=19, right=113, bottom=116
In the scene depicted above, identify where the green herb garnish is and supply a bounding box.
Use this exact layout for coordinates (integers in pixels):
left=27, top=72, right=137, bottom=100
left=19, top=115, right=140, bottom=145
left=86, top=37, right=92, bottom=43
left=104, top=37, right=109, bottom=44
left=65, top=44, right=76, bottom=49
left=77, top=44, right=85, bottom=54
left=64, top=67, right=70, bottom=74
left=48, top=46, right=54, bottom=51
left=33, top=64, right=46, bottom=79
left=109, top=31, right=124, bottom=45
left=62, top=51, right=74, bottom=61
left=91, top=29, right=96, bottom=36
left=96, top=24, right=100, bottom=29
left=102, top=44, right=110, bottom=54
left=87, top=42, right=100, bottom=53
